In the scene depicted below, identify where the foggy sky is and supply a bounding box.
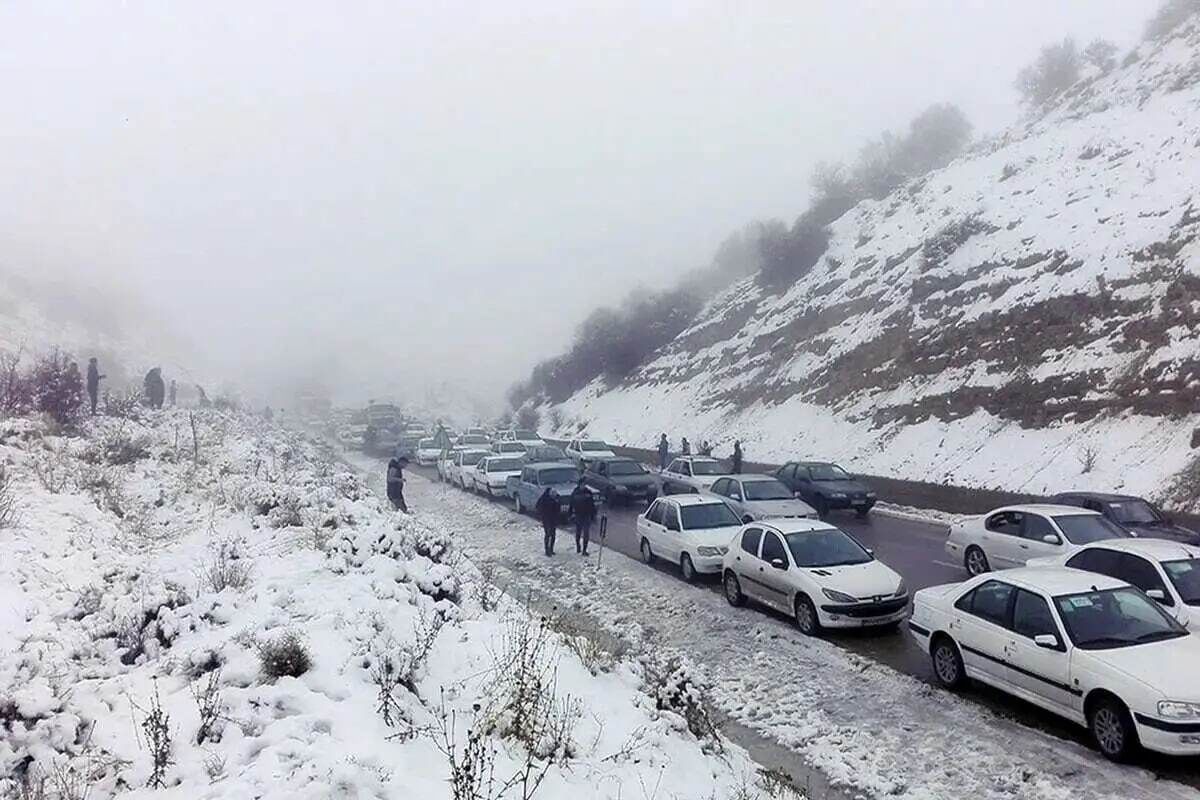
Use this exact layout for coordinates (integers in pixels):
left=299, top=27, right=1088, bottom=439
left=0, top=1, right=1155, bottom=409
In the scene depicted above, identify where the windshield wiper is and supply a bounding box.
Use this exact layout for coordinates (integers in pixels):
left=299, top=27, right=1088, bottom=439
left=1135, top=630, right=1185, bottom=643
left=1077, top=636, right=1136, bottom=648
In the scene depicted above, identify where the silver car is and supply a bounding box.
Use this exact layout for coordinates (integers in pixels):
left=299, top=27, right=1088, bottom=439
left=708, top=475, right=816, bottom=523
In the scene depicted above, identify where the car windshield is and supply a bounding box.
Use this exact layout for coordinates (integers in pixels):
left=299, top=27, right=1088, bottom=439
left=462, top=451, right=488, bottom=465
left=1054, top=587, right=1186, bottom=649
left=580, top=441, right=609, bottom=451
left=690, top=460, right=728, bottom=476
left=1106, top=500, right=1162, bottom=525
left=607, top=461, right=646, bottom=476
left=808, top=464, right=851, bottom=481
left=528, top=447, right=566, bottom=461
left=1053, top=514, right=1130, bottom=544
left=785, top=529, right=872, bottom=567
left=460, top=435, right=489, bottom=445
left=419, top=439, right=435, bottom=448
left=679, top=503, right=741, bottom=530
left=487, top=457, right=523, bottom=472
left=514, top=430, right=539, bottom=440
left=743, top=479, right=793, bottom=501
left=1163, top=559, right=1200, bottom=606
left=539, top=468, right=579, bottom=485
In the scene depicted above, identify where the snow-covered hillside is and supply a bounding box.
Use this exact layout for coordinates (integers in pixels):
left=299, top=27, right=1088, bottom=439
left=0, top=407, right=779, bottom=799
left=548, top=21, right=1200, bottom=509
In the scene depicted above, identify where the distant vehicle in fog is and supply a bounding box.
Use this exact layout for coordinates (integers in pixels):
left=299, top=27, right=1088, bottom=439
left=772, top=461, right=876, bottom=518
left=564, top=438, right=617, bottom=466
left=415, top=438, right=442, bottom=465
left=583, top=457, right=658, bottom=505
left=661, top=456, right=730, bottom=493
left=455, top=433, right=492, bottom=449
left=946, top=504, right=1131, bottom=576
left=1050, top=492, right=1200, bottom=545
left=707, top=475, right=816, bottom=522
left=521, top=445, right=569, bottom=464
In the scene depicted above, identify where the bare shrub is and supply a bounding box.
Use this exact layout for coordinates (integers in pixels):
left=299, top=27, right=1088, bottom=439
left=191, top=669, right=224, bottom=745
left=30, top=349, right=85, bottom=426
left=139, top=681, right=173, bottom=789
left=1078, top=445, right=1098, bottom=474
left=0, top=464, right=20, bottom=529
left=641, top=654, right=722, bottom=752
left=257, top=631, right=312, bottom=679
left=198, top=539, right=252, bottom=594
left=1144, top=0, right=1200, bottom=41
left=31, top=445, right=74, bottom=494
left=86, top=426, right=150, bottom=466
left=370, top=608, right=445, bottom=734
left=102, top=389, right=142, bottom=420
left=79, top=465, right=127, bottom=518
left=470, top=562, right=503, bottom=613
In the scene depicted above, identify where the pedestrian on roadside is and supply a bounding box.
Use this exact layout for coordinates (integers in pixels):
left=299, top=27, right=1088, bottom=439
left=570, top=478, right=597, bottom=555
left=700, top=440, right=712, bottom=456
left=536, top=488, right=561, bottom=556
left=386, top=456, right=409, bottom=512
left=681, top=437, right=691, bottom=456
left=731, top=440, right=743, bottom=474
left=657, top=434, right=669, bottom=470
left=169, top=380, right=177, bottom=407
left=144, top=367, right=165, bottom=409
left=86, top=358, right=105, bottom=415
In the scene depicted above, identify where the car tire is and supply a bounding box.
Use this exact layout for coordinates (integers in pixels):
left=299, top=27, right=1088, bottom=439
left=930, top=635, right=966, bottom=689
left=965, top=546, right=990, bottom=576
left=793, top=594, right=821, bottom=636
left=814, top=499, right=829, bottom=519
left=515, top=495, right=524, bottom=514
left=640, top=537, right=655, bottom=565
left=1088, top=696, right=1139, bottom=762
left=723, top=571, right=745, bottom=607
left=680, top=553, right=697, bottom=583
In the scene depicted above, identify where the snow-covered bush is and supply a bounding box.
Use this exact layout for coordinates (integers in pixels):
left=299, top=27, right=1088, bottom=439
left=640, top=654, right=722, bottom=752
left=29, top=349, right=85, bottom=426
left=257, top=631, right=312, bottom=679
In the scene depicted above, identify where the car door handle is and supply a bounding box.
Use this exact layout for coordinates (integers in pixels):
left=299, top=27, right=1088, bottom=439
left=1018, top=544, right=1029, bottom=550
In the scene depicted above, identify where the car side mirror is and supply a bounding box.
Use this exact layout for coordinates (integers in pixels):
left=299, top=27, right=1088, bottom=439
left=1033, top=634, right=1060, bottom=650
left=1146, top=588, right=1167, bottom=602
left=770, top=558, right=787, bottom=570
left=865, top=548, right=874, bottom=556
left=731, top=493, right=742, bottom=501
left=1042, top=534, right=1062, bottom=545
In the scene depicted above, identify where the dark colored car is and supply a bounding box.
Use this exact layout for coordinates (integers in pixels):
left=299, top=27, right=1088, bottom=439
left=583, top=457, right=658, bottom=505
left=522, top=445, right=569, bottom=464
left=1050, top=492, right=1200, bottom=545
left=773, top=461, right=877, bottom=518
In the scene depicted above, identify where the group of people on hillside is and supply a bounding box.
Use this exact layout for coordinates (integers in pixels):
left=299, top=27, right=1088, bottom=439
left=657, top=433, right=742, bottom=473
left=82, top=358, right=180, bottom=415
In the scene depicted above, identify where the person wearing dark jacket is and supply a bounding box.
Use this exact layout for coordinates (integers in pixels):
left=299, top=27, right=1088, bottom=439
left=731, top=440, right=743, bottom=474
left=144, top=368, right=165, bottom=409
left=86, top=358, right=105, bottom=415
left=657, top=434, right=669, bottom=470
left=536, top=488, right=561, bottom=556
left=569, top=479, right=597, bottom=555
left=681, top=437, right=691, bottom=456
left=386, top=456, right=409, bottom=512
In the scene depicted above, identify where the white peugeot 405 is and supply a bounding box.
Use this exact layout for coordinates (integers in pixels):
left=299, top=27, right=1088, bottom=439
left=636, top=495, right=743, bottom=582
left=720, top=518, right=907, bottom=635
left=910, top=566, right=1200, bottom=761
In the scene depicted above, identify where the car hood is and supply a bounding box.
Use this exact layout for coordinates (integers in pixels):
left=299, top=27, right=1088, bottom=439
left=1128, top=521, right=1200, bottom=544
left=1086, top=634, right=1200, bottom=701
left=487, top=470, right=522, bottom=481
left=744, top=498, right=816, bottom=517
left=801, top=560, right=902, bottom=599
left=542, top=483, right=579, bottom=497
left=812, top=479, right=871, bottom=495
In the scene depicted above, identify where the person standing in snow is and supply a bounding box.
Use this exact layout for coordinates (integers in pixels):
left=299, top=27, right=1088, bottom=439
left=657, top=434, right=669, bottom=470
left=169, top=380, right=177, bottom=407
left=536, top=488, right=561, bottom=556
left=86, top=358, right=105, bottom=415
left=386, top=456, right=409, bottom=512
left=681, top=437, right=691, bottom=456
left=731, top=440, right=743, bottom=474
left=700, top=440, right=712, bottom=456
left=144, top=368, right=165, bottom=409
left=570, top=478, right=596, bottom=555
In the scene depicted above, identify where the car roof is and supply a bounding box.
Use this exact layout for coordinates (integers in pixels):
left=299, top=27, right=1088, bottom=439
left=1075, top=538, right=1200, bottom=560
left=757, top=518, right=839, bottom=535
left=736, top=474, right=780, bottom=482
left=794, top=461, right=839, bottom=467
left=662, top=493, right=729, bottom=507
left=1053, top=491, right=1142, bottom=503
left=993, top=504, right=1100, bottom=517
left=991, top=566, right=1126, bottom=595
left=676, top=455, right=719, bottom=463
left=529, top=461, right=577, bottom=470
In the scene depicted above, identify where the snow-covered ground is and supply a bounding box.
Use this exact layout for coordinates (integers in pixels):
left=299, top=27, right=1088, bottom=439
left=0, top=408, right=788, bottom=800
left=403, top=470, right=1200, bottom=800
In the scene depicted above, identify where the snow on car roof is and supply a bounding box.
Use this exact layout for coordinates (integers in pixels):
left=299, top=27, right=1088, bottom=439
left=759, top=518, right=839, bottom=535
left=995, top=504, right=1101, bottom=517
left=1000, top=566, right=1126, bottom=595
left=678, top=456, right=719, bottom=463
left=1077, top=538, right=1200, bottom=561
left=738, top=474, right=781, bottom=482
left=669, top=494, right=730, bottom=507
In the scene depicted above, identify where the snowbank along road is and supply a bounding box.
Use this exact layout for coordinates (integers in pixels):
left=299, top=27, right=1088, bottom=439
left=396, top=461, right=1200, bottom=800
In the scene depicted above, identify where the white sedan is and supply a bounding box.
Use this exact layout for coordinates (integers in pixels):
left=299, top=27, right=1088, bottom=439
left=636, top=495, right=743, bottom=582
left=447, top=449, right=489, bottom=489
left=471, top=455, right=525, bottom=497
left=1028, top=539, right=1200, bottom=628
left=910, top=567, right=1200, bottom=760
left=721, top=518, right=907, bottom=635
left=564, top=439, right=617, bottom=465
left=945, top=504, right=1131, bottom=577
left=662, top=456, right=731, bottom=492
left=415, top=438, right=442, bottom=466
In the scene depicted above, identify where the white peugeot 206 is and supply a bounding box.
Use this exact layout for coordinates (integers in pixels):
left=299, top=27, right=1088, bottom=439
left=910, top=566, right=1200, bottom=761
left=721, top=518, right=907, bottom=635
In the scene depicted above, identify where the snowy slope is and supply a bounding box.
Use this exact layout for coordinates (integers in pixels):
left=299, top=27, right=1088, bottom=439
left=548, top=21, right=1200, bottom=509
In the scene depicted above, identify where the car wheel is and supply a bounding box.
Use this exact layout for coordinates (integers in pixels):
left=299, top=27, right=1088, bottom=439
left=640, top=538, right=655, bottom=565
left=1088, top=696, right=1139, bottom=762
left=793, top=595, right=820, bottom=635
left=723, top=571, right=745, bottom=607
left=515, top=495, right=524, bottom=514
left=814, top=499, right=829, bottom=519
left=680, top=553, right=697, bottom=583
left=965, top=546, right=990, bottom=576
left=930, top=635, right=966, bottom=689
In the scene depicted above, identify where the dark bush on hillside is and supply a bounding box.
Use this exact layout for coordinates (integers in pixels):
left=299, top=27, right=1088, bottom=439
left=258, top=631, right=312, bottom=679
left=516, top=405, right=539, bottom=431
left=1083, top=39, right=1119, bottom=74
left=1015, top=39, right=1081, bottom=107
left=758, top=214, right=831, bottom=288
left=31, top=349, right=85, bottom=425
left=0, top=350, right=32, bottom=417
left=1144, top=0, right=1200, bottom=41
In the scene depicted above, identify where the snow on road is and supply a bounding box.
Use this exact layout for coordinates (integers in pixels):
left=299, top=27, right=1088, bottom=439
left=400, top=471, right=1200, bottom=800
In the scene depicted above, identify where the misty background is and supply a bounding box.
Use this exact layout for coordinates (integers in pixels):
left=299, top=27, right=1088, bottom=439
left=0, top=0, right=1155, bottom=411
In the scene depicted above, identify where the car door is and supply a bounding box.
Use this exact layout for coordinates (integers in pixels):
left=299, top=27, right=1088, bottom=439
left=949, top=580, right=1016, bottom=687
left=791, top=467, right=816, bottom=503
left=724, top=479, right=747, bottom=517
left=730, top=527, right=764, bottom=601
left=661, top=502, right=685, bottom=561
left=775, top=464, right=797, bottom=491
left=641, top=500, right=667, bottom=553
left=1108, top=552, right=1176, bottom=611
left=754, top=531, right=793, bottom=612
left=1003, top=588, right=1079, bottom=719
left=711, top=478, right=739, bottom=514
left=982, top=511, right=1027, bottom=568
left=1016, top=513, right=1066, bottom=564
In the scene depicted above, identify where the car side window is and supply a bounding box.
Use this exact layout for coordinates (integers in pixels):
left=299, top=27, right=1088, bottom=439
left=1012, top=589, right=1058, bottom=640
left=957, top=580, right=1015, bottom=626
left=1022, top=514, right=1059, bottom=542
left=1114, top=553, right=1172, bottom=605
left=730, top=481, right=743, bottom=499
left=667, top=460, right=680, bottom=474
left=664, top=505, right=681, bottom=532
left=711, top=478, right=728, bottom=495
left=645, top=501, right=664, bottom=525
left=985, top=511, right=1023, bottom=536
left=760, top=532, right=787, bottom=564
left=740, top=527, right=762, bottom=556
left=778, top=464, right=795, bottom=482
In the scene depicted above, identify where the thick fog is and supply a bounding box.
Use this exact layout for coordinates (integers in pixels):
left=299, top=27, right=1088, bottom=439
left=0, top=1, right=1154, bottom=410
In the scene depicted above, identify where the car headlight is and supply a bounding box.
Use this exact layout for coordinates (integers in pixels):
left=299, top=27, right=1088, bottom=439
left=829, top=492, right=847, bottom=499
left=822, top=588, right=857, bottom=604
left=696, top=546, right=727, bottom=557
left=893, top=580, right=908, bottom=598
left=1158, top=701, right=1200, bottom=719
